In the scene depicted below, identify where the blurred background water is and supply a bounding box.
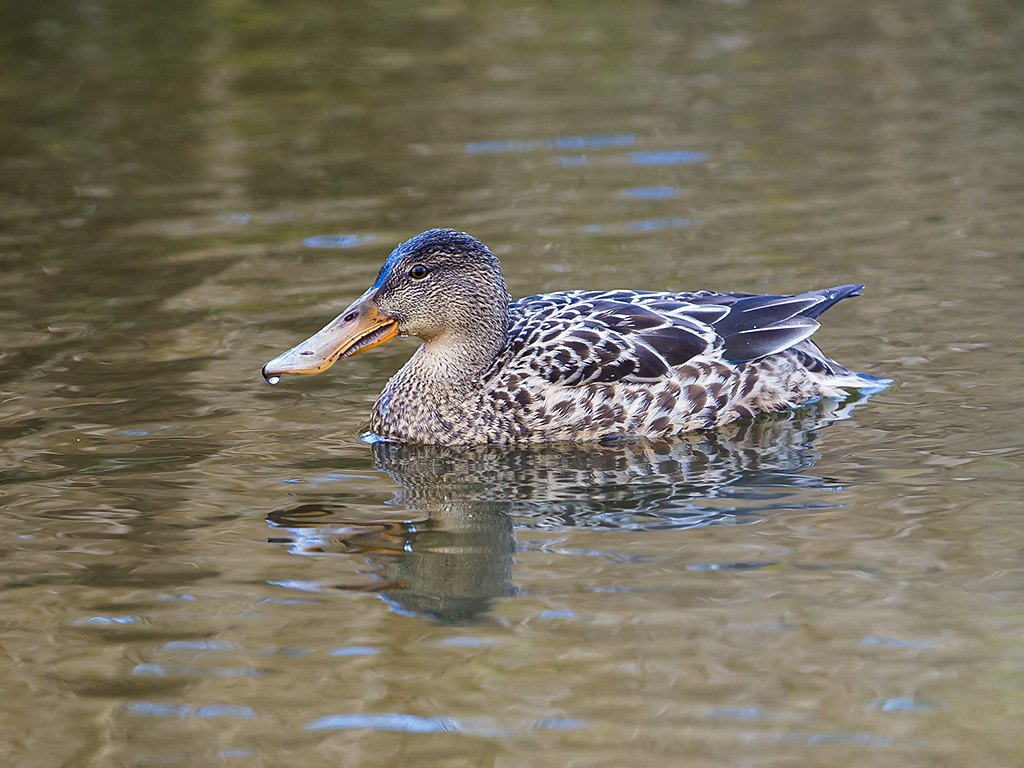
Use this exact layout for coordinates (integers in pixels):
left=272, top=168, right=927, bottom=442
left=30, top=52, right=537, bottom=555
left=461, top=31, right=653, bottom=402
left=2, top=0, right=1023, bottom=766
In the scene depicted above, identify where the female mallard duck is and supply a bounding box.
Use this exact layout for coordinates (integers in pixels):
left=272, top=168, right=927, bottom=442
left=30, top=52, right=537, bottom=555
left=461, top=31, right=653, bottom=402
left=263, top=228, right=887, bottom=444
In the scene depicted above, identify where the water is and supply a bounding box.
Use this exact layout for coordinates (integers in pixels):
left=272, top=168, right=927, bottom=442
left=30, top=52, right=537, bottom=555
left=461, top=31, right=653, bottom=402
left=2, top=1, right=1024, bottom=766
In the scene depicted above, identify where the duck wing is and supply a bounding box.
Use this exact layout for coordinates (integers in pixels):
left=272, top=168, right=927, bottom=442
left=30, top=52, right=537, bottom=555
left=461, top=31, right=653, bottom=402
left=500, top=285, right=862, bottom=386
left=689, top=284, right=864, bottom=362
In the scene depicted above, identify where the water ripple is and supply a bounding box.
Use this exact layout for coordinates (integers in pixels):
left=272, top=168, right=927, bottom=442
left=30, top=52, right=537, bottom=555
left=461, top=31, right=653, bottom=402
left=306, top=713, right=462, bottom=733
left=126, top=701, right=258, bottom=719
left=629, top=150, right=708, bottom=165
left=465, top=133, right=635, bottom=154
left=302, top=234, right=375, bottom=249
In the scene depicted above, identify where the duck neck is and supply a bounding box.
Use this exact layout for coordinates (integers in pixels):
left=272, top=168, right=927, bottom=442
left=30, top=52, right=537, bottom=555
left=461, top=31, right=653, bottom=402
left=372, top=304, right=510, bottom=440
left=420, top=291, right=510, bottom=382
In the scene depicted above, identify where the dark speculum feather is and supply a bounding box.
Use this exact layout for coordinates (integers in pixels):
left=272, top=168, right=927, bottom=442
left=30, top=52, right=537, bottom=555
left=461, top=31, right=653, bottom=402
left=639, top=326, right=707, bottom=367
left=711, top=294, right=821, bottom=337
left=632, top=346, right=670, bottom=379
left=722, top=318, right=818, bottom=362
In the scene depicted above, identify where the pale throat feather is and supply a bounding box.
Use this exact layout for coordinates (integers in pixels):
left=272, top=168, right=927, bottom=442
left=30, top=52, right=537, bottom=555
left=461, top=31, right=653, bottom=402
left=371, top=331, right=498, bottom=438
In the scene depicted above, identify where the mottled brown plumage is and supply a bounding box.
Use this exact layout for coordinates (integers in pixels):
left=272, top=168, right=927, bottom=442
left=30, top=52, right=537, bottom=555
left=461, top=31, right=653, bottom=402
left=263, top=229, right=889, bottom=444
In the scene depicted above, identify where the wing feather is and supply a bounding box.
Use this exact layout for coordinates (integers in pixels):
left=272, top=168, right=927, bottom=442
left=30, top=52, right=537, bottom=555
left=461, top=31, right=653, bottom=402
left=721, top=317, right=820, bottom=362
left=499, top=284, right=862, bottom=385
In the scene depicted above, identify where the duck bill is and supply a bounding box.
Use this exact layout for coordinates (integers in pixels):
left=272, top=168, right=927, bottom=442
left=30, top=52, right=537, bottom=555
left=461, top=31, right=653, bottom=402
left=262, top=289, right=399, bottom=383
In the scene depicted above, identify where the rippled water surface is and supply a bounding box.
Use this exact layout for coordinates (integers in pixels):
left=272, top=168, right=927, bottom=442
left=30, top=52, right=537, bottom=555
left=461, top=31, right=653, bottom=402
left=2, top=1, right=1023, bottom=766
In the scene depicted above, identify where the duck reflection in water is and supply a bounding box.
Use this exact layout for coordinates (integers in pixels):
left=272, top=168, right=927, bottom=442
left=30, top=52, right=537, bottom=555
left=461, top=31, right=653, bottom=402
left=267, top=396, right=874, bottom=623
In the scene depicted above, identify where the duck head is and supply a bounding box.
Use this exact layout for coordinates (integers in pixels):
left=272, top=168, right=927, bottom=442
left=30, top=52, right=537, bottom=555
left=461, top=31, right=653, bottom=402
left=262, top=228, right=511, bottom=384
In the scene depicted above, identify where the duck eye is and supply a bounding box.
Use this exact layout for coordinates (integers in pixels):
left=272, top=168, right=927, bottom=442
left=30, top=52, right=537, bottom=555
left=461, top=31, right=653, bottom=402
left=409, top=264, right=430, bottom=280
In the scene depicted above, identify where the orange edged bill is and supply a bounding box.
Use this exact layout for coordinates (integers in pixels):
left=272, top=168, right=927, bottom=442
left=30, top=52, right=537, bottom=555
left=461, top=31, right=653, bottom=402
left=262, top=288, right=399, bottom=385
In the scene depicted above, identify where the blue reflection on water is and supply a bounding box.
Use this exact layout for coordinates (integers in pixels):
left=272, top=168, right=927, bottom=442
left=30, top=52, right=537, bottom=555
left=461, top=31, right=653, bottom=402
left=133, top=664, right=261, bottom=678
left=466, top=139, right=532, bottom=154
left=73, top=615, right=140, bottom=626
left=538, top=609, right=576, bottom=619
left=858, top=636, right=940, bottom=649
left=535, top=717, right=587, bottom=729
left=304, top=712, right=588, bottom=735
left=630, top=150, right=708, bottom=165
left=329, top=646, right=381, bottom=656
left=466, top=133, right=634, bottom=154
left=548, top=134, right=633, bottom=150
left=256, top=596, right=318, bottom=605
left=126, top=701, right=258, bottom=719
left=686, top=561, right=777, bottom=571
left=625, top=217, right=691, bottom=231
left=302, top=234, right=374, bottom=249
left=872, top=697, right=946, bottom=712
left=160, top=640, right=239, bottom=651
left=196, top=705, right=259, bottom=719
left=584, top=217, right=691, bottom=235
left=806, top=732, right=894, bottom=747
left=435, top=636, right=497, bottom=647
left=621, top=186, right=677, bottom=198
left=306, top=713, right=462, bottom=733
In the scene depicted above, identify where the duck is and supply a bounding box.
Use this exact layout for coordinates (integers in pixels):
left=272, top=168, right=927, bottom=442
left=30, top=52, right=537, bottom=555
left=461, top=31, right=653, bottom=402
left=262, top=228, right=888, bottom=445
